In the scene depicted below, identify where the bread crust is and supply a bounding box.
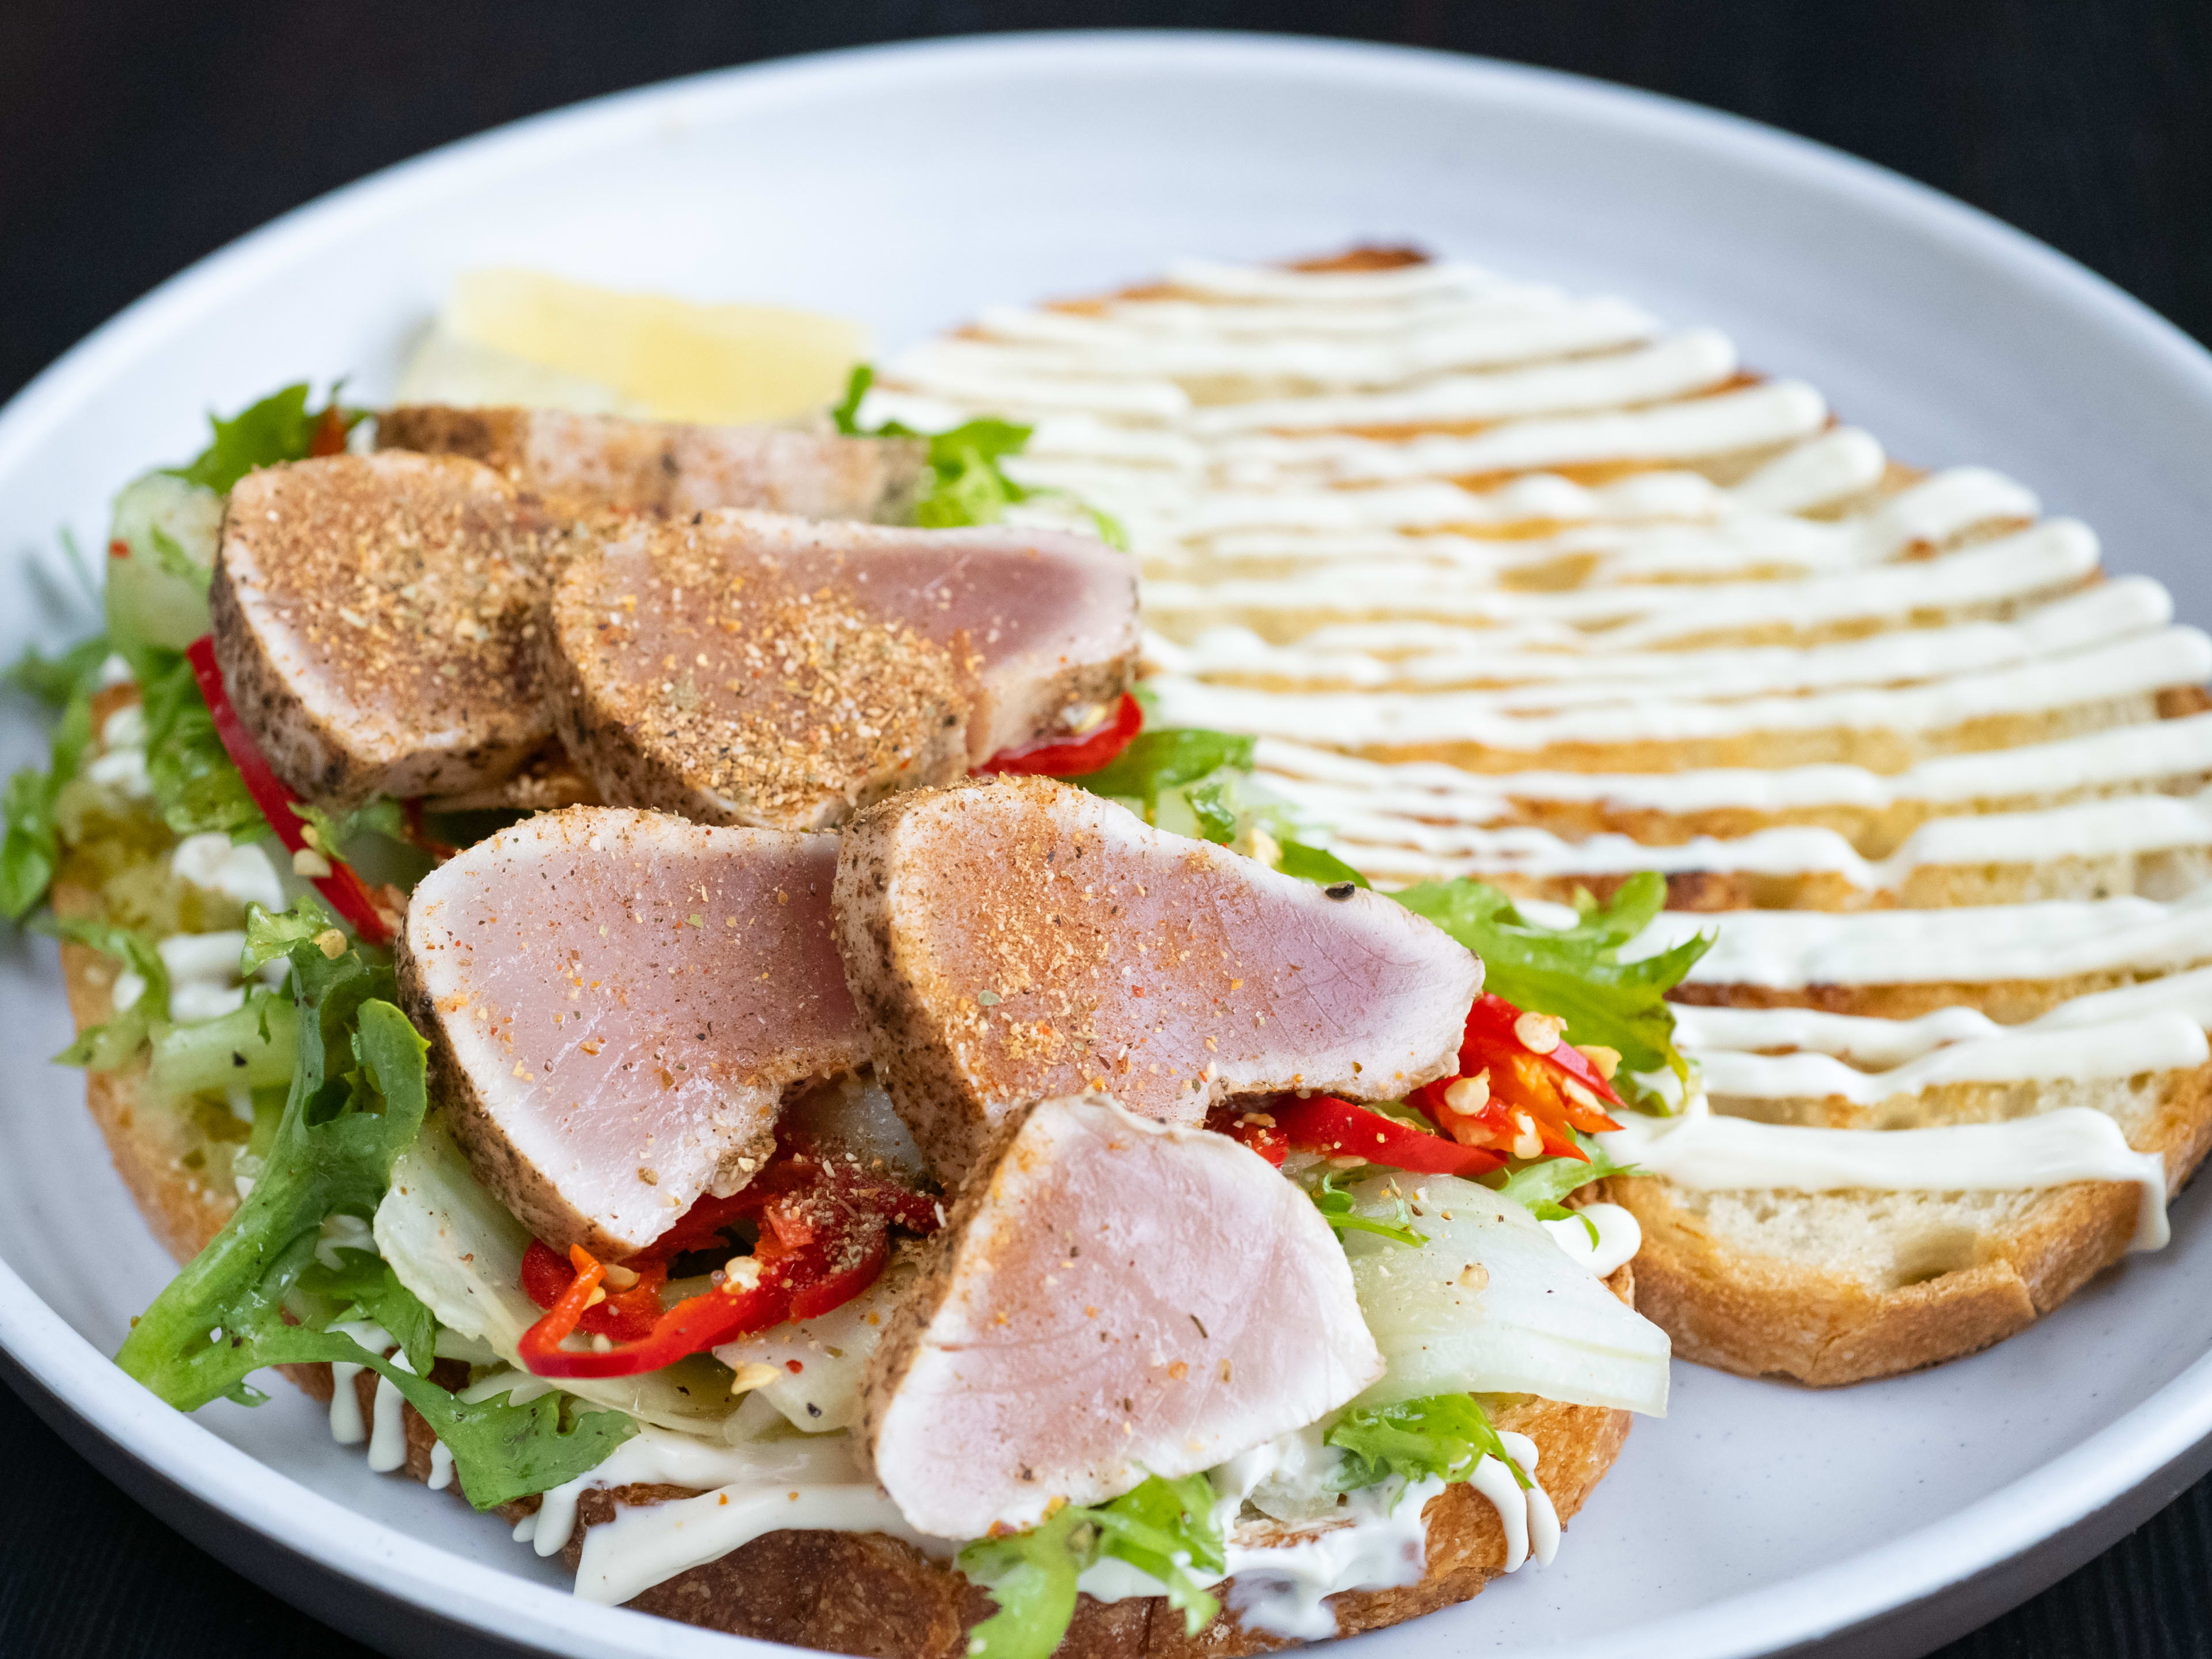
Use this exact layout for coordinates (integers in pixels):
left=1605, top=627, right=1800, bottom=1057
left=565, top=1390, right=1630, bottom=1659
left=1609, top=1061, right=2212, bottom=1384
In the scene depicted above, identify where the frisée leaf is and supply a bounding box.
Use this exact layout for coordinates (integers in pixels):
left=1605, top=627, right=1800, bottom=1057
left=960, top=1473, right=1226, bottom=1659
left=0, top=637, right=106, bottom=919
left=1391, top=873, right=1710, bottom=1112
left=832, top=364, right=1128, bottom=548
left=164, top=382, right=362, bottom=496
left=1327, top=1393, right=1527, bottom=1493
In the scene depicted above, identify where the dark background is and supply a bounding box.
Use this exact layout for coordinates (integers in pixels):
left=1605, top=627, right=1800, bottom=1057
left=4, top=1, right=2210, bottom=1654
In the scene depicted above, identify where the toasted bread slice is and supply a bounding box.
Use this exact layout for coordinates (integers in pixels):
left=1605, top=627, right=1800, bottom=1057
left=559, top=1388, right=1629, bottom=1658
left=378, top=405, right=928, bottom=524
left=1608, top=1056, right=2212, bottom=1384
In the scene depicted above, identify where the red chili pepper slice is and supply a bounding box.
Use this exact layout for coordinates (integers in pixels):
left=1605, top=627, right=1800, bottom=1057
left=518, top=1247, right=794, bottom=1379
left=400, top=798, right=458, bottom=863
left=1206, top=1103, right=1288, bottom=1167
left=520, top=1241, right=666, bottom=1341
left=514, top=1147, right=943, bottom=1378
left=184, top=635, right=393, bottom=943
left=308, top=404, right=351, bottom=458
left=1270, top=1094, right=1504, bottom=1177
left=1459, top=994, right=1623, bottom=1108
left=1410, top=993, right=1625, bottom=1164
left=978, top=692, right=1143, bottom=777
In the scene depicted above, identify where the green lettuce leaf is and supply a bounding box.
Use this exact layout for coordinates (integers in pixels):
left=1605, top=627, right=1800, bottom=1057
left=164, top=383, right=362, bottom=496
left=116, top=897, right=632, bottom=1508
left=43, top=915, right=170, bottom=1069
left=1308, top=1165, right=1426, bottom=1248
left=290, top=797, right=406, bottom=874
left=960, top=1474, right=1225, bottom=1659
left=6, top=637, right=111, bottom=708
left=1327, top=1393, right=1527, bottom=1493
left=297, top=1247, right=436, bottom=1378
left=146, top=987, right=298, bottom=1097
left=1275, top=840, right=1370, bottom=889
left=1, top=637, right=107, bottom=919
left=1391, top=873, right=1711, bottom=1111
left=1068, top=729, right=1256, bottom=819
left=1493, top=1134, right=1636, bottom=1211
left=1185, top=781, right=1238, bottom=846
left=832, top=365, right=1127, bottom=548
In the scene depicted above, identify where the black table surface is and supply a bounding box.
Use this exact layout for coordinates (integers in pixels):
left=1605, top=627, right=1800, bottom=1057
left=4, top=2, right=2210, bottom=1654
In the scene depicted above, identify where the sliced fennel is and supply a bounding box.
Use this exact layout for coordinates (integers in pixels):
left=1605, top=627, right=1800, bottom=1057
left=1340, top=1174, right=1669, bottom=1418
left=375, top=1116, right=741, bottom=1437
left=714, top=1245, right=922, bottom=1433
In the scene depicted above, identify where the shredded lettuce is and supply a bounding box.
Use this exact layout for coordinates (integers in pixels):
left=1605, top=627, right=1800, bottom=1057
left=6, top=637, right=111, bottom=707
left=832, top=365, right=1127, bottom=549
left=115, top=898, right=633, bottom=1508
left=960, top=1474, right=1225, bottom=1659
left=1391, top=873, right=1711, bottom=1112
left=1326, top=1393, right=1527, bottom=1493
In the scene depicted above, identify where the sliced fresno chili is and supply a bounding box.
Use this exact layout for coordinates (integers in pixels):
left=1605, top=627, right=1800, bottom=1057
left=1459, top=994, right=1623, bottom=1108
left=520, top=1240, right=665, bottom=1342
left=1268, top=1093, right=1503, bottom=1178
left=515, top=1148, right=941, bottom=1378
left=1207, top=1103, right=1287, bottom=1168
left=1411, top=992, right=1624, bottom=1164
left=978, top=692, right=1143, bottom=777
left=184, top=635, right=393, bottom=943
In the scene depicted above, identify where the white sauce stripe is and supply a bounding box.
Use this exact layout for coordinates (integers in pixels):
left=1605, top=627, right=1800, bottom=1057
left=1604, top=1099, right=2170, bottom=1251
left=1147, top=626, right=2206, bottom=753
left=1253, top=710, right=2212, bottom=820
left=1646, top=887, right=2212, bottom=988
left=1304, top=787, right=2212, bottom=891
left=1153, top=579, right=2162, bottom=700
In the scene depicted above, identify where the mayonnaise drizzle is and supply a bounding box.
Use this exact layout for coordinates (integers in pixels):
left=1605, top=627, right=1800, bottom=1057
left=1643, top=886, right=2212, bottom=989
left=880, top=257, right=2211, bottom=941
left=1603, top=1094, right=2171, bottom=1250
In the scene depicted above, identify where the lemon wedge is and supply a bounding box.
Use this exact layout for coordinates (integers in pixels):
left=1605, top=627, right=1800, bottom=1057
left=399, top=269, right=869, bottom=425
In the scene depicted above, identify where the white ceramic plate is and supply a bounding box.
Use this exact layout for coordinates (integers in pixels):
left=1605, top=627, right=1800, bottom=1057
left=5, top=31, right=2212, bottom=1659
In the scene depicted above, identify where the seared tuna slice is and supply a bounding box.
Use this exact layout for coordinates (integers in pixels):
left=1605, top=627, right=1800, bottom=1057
left=862, top=1093, right=1383, bottom=1538
left=544, top=510, right=1137, bottom=832
left=211, top=452, right=573, bottom=805
left=834, top=775, right=1483, bottom=1180
left=397, top=806, right=866, bottom=1257
left=378, top=405, right=927, bottom=524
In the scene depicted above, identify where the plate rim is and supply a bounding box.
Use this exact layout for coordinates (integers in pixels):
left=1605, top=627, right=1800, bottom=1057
left=5, top=28, right=2212, bottom=1659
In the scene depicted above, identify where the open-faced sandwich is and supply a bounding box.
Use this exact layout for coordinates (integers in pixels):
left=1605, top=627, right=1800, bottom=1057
left=868, top=246, right=2212, bottom=1385
left=6, top=361, right=1687, bottom=1654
